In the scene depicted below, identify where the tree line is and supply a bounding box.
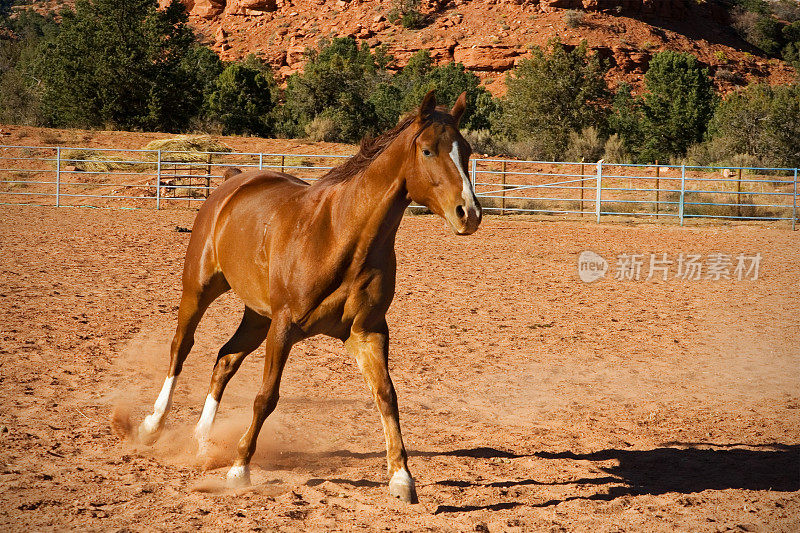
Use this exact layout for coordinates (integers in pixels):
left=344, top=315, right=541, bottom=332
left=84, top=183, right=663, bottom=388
left=0, top=0, right=798, bottom=168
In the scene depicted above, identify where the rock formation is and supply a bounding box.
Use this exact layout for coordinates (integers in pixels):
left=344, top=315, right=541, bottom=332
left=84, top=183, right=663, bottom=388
left=155, top=0, right=793, bottom=93
left=538, top=0, right=689, bottom=18
left=163, top=0, right=281, bottom=18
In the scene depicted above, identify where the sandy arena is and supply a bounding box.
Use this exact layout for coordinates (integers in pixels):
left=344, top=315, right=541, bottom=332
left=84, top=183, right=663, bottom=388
left=0, top=205, right=798, bottom=531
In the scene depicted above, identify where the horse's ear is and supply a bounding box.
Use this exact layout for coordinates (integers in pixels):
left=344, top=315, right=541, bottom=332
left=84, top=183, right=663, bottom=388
left=451, top=91, right=467, bottom=125
left=419, top=90, right=437, bottom=121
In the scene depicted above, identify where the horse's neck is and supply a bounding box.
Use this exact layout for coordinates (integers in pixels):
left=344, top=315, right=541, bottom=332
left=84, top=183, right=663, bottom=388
left=331, top=141, right=412, bottom=259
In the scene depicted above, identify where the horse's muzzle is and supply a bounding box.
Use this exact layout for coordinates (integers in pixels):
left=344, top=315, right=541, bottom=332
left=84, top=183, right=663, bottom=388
left=448, top=200, right=482, bottom=235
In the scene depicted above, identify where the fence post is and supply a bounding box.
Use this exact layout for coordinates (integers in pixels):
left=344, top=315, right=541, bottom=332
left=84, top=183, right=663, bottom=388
left=793, top=168, right=797, bottom=231
left=579, top=161, right=584, bottom=217
left=501, top=160, right=507, bottom=216
left=654, top=162, right=660, bottom=218
left=205, top=153, right=211, bottom=198
left=595, top=159, right=603, bottom=223
left=259, top=153, right=263, bottom=170
left=471, top=158, right=477, bottom=185
left=679, top=164, right=686, bottom=226
left=736, top=167, right=742, bottom=219
left=280, top=155, right=285, bottom=174
left=156, top=149, right=162, bottom=210
left=55, top=146, right=61, bottom=207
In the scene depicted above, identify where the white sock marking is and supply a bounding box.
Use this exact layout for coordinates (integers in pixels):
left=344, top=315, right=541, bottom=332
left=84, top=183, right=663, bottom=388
left=140, top=376, right=175, bottom=435
left=194, top=395, right=219, bottom=451
left=388, top=468, right=415, bottom=499
left=390, top=468, right=413, bottom=487
left=226, top=464, right=251, bottom=486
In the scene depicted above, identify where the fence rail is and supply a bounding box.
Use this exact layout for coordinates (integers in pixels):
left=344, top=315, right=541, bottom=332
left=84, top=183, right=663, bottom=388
left=1, top=145, right=797, bottom=229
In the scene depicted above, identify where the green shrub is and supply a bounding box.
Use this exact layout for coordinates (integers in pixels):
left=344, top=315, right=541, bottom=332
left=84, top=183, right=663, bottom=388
left=0, top=67, right=39, bottom=124
left=387, top=0, right=426, bottom=29
left=772, top=0, right=800, bottom=22
left=705, top=82, right=800, bottom=168
left=35, top=0, right=204, bottom=132
left=0, top=8, right=59, bottom=125
left=602, top=134, right=629, bottom=164
left=611, top=51, right=715, bottom=163
left=462, top=129, right=508, bottom=157
left=502, top=38, right=609, bottom=160
left=563, top=9, right=585, bottom=29
left=304, top=115, right=339, bottom=142
left=608, top=83, right=643, bottom=159
left=0, top=0, right=12, bottom=19
left=386, top=50, right=500, bottom=132
left=206, top=62, right=275, bottom=136
left=278, top=41, right=501, bottom=143
left=504, top=137, right=550, bottom=161
left=640, top=51, right=716, bottom=161
left=278, top=37, right=387, bottom=142
left=565, top=126, right=604, bottom=162
left=684, top=136, right=740, bottom=167
left=729, top=0, right=771, bottom=15
left=729, top=1, right=800, bottom=63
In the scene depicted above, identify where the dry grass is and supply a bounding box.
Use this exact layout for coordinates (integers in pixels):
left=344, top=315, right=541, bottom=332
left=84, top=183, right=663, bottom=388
left=144, top=136, right=233, bottom=163
left=62, top=137, right=235, bottom=173
left=61, top=149, right=151, bottom=173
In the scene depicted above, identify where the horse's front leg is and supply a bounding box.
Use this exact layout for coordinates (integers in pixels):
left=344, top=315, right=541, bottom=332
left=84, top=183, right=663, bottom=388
left=345, top=323, right=417, bottom=503
left=226, top=311, right=296, bottom=487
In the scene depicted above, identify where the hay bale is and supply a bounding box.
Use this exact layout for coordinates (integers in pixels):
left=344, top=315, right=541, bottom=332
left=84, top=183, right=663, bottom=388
left=144, top=136, right=233, bottom=163
left=61, top=149, right=149, bottom=173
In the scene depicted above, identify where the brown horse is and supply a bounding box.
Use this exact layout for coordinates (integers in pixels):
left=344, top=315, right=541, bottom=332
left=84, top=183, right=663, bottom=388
left=126, top=91, right=481, bottom=503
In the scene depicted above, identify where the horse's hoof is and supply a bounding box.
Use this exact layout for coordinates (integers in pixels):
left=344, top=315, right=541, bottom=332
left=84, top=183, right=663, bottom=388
left=196, top=439, right=212, bottom=461
left=226, top=465, right=251, bottom=488
left=136, top=424, right=161, bottom=445
left=389, top=469, right=418, bottom=504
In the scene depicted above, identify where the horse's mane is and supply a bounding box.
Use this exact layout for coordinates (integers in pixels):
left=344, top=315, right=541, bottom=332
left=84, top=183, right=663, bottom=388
left=317, top=113, right=420, bottom=185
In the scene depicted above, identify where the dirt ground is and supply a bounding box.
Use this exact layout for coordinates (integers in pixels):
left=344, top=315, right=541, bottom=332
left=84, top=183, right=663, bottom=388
left=0, top=204, right=798, bottom=532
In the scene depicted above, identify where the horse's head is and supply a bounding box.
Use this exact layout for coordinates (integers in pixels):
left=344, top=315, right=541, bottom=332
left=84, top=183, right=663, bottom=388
left=405, top=91, right=482, bottom=236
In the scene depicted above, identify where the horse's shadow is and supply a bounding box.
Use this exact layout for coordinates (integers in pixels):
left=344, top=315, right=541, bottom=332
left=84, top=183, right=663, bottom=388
left=296, top=443, right=799, bottom=512
left=533, top=443, right=799, bottom=495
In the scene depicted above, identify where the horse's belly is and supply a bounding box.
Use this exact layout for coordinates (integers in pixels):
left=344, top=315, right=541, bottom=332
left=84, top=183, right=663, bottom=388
left=294, top=289, right=353, bottom=339
left=215, top=228, right=273, bottom=317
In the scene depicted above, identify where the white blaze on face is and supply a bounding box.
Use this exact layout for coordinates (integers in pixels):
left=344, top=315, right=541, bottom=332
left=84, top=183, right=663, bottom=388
left=140, top=376, right=175, bottom=436
left=449, top=141, right=478, bottom=209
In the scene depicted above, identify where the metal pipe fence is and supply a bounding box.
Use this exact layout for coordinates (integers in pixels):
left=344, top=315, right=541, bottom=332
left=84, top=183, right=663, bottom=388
left=1, top=145, right=797, bottom=229
left=471, top=158, right=798, bottom=230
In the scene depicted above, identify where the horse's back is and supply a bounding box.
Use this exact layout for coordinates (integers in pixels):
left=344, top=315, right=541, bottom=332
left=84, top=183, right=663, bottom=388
left=194, top=169, right=308, bottom=229
left=183, top=170, right=309, bottom=290
left=211, top=169, right=309, bottom=203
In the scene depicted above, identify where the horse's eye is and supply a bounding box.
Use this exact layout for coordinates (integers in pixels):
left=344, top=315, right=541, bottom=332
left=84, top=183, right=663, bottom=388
left=422, top=149, right=432, bottom=157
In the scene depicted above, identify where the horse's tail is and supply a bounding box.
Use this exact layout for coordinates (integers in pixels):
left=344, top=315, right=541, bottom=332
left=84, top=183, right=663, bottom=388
left=222, top=167, right=242, bottom=181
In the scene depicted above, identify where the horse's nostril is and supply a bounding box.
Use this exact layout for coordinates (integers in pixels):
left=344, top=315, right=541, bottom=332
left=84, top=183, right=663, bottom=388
left=455, top=205, right=466, bottom=219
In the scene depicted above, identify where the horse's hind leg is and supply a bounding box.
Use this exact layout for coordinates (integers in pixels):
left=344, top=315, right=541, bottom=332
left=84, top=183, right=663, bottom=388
left=137, top=274, right=228, bottom=445
left=226, top=311, right=296, bottom=487
left=194, top=307, right=270, bottom=459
